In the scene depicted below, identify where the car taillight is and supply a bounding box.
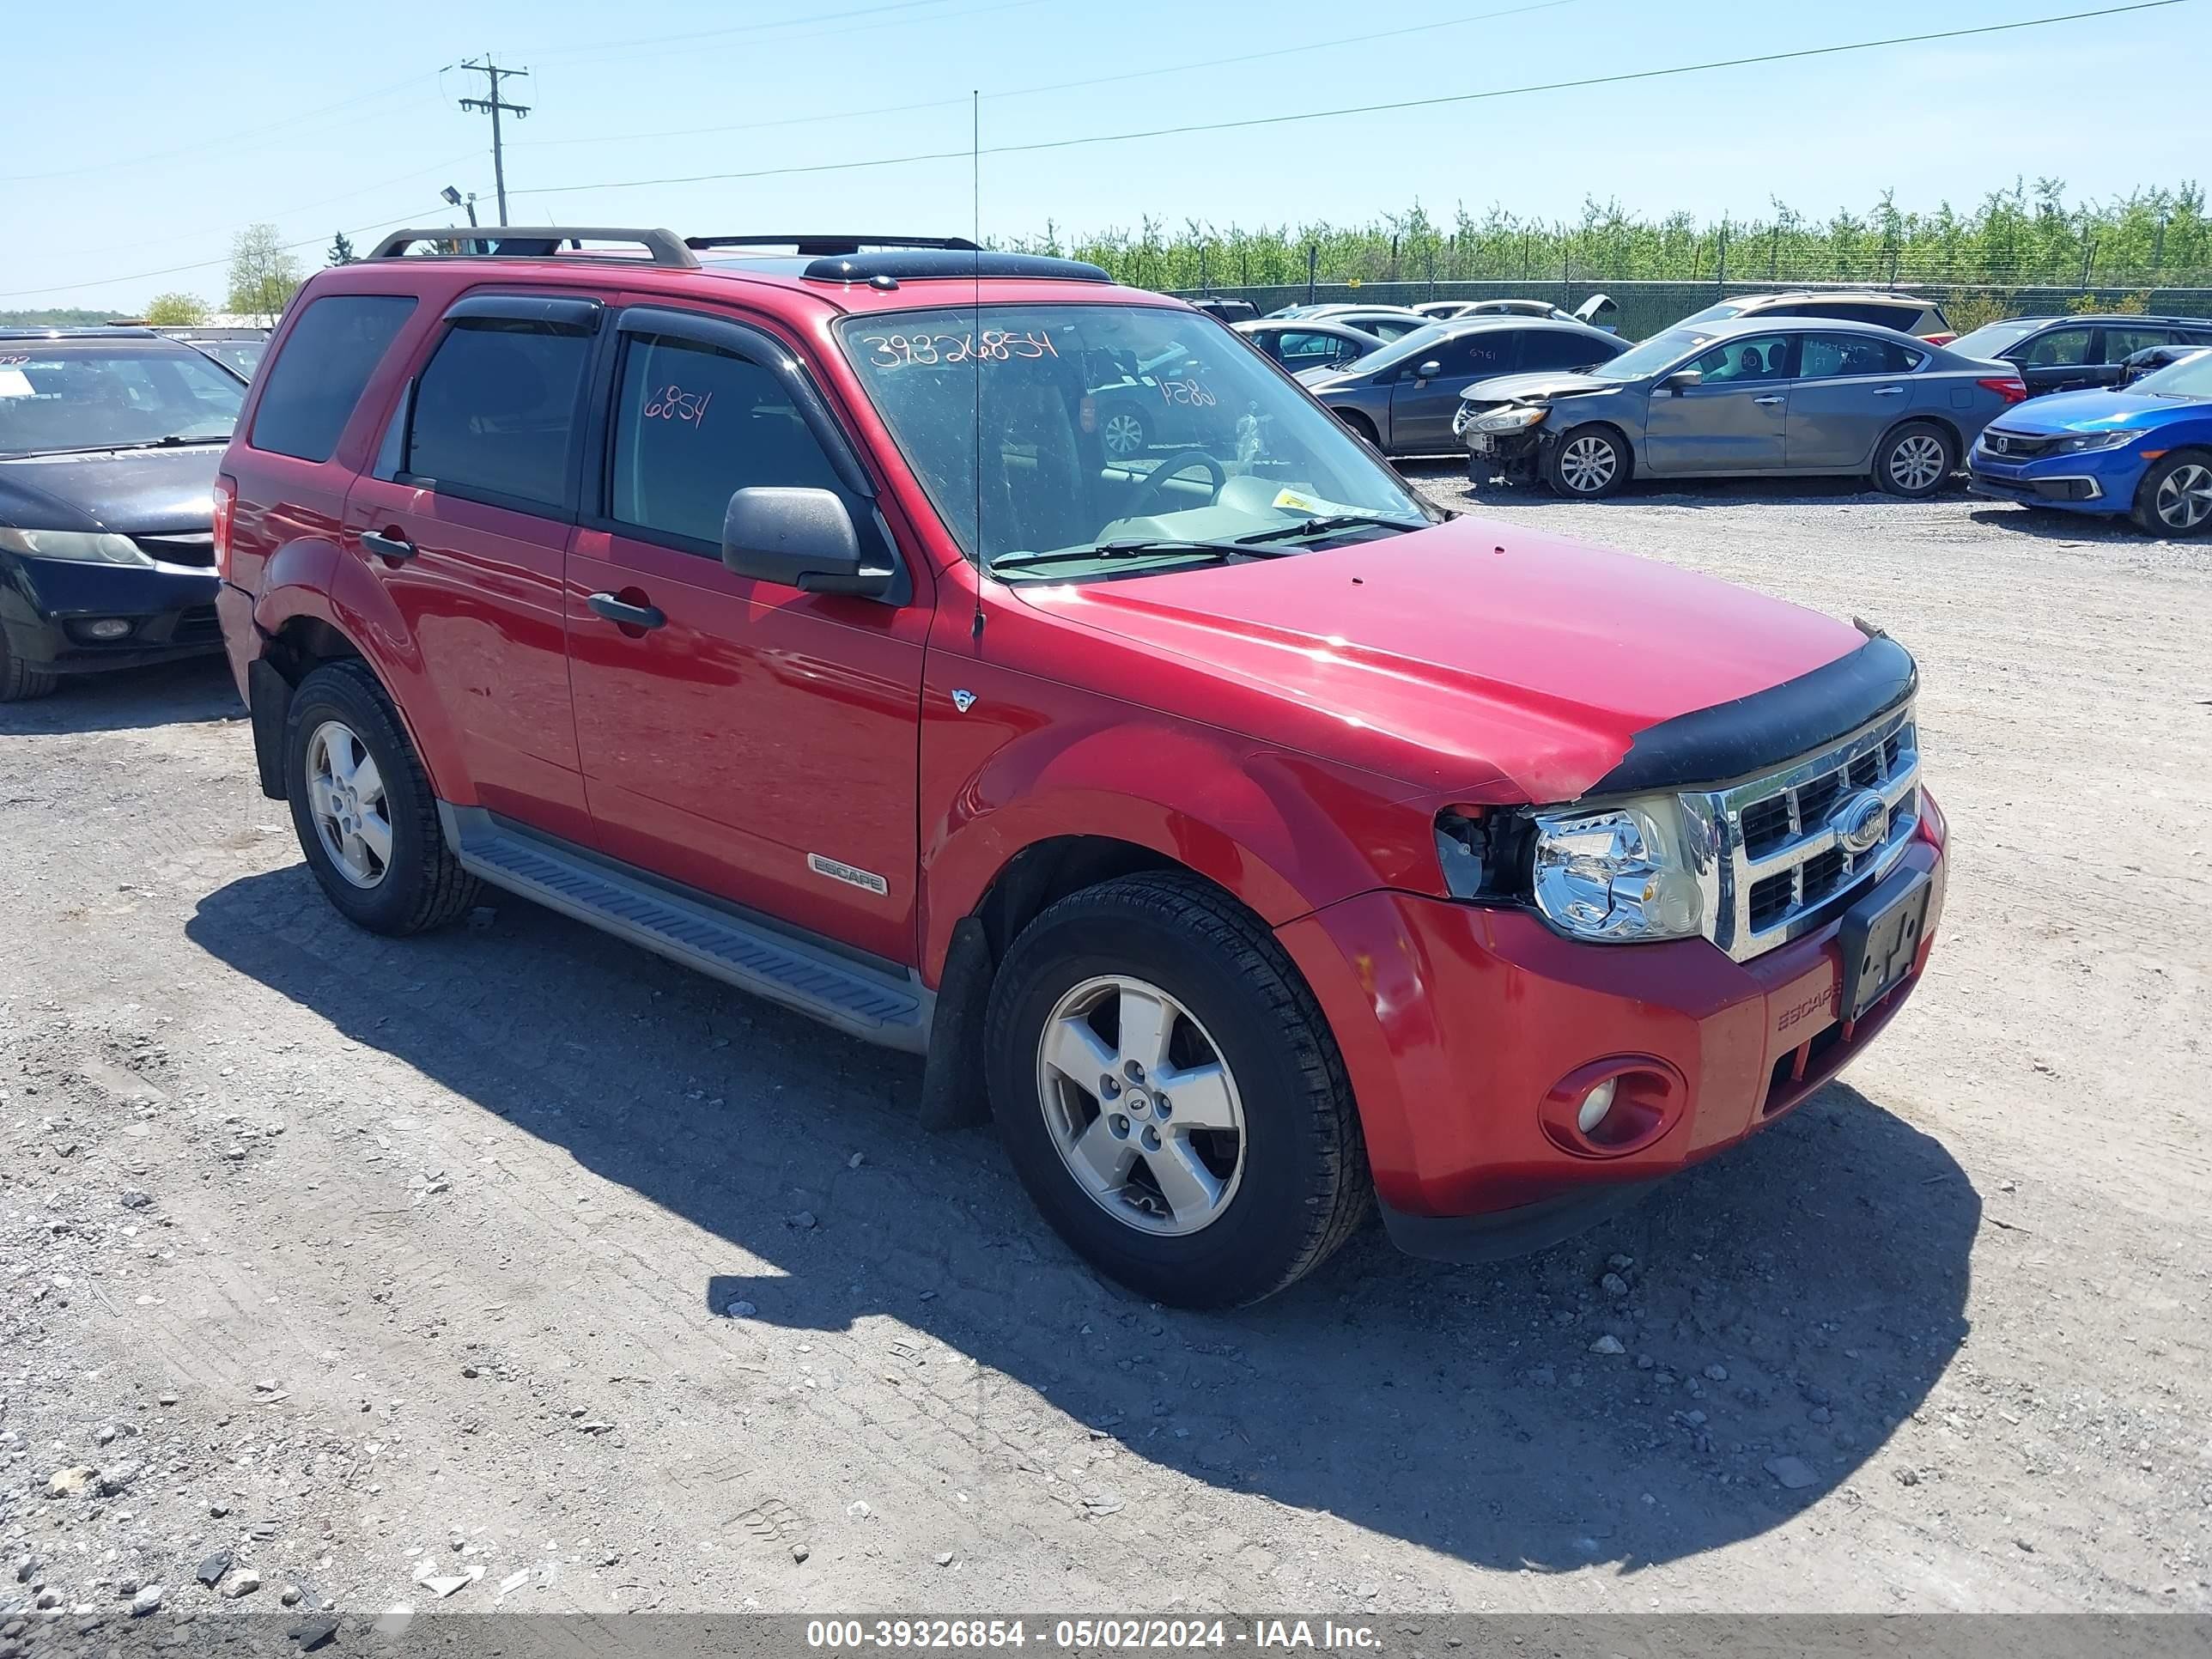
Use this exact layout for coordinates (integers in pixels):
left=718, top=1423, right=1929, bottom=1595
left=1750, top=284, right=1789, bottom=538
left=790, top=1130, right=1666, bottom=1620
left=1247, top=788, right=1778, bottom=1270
left=211, top=475, right=236, bottom=579
left=1978, top=376, right=2029, bottom=404
left=1923, top=331, right=1958, bottom=347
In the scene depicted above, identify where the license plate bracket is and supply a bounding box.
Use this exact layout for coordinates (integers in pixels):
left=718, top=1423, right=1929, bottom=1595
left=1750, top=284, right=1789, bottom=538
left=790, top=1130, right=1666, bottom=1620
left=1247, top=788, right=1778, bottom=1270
left=1838, top=867, right=1931, bottom=1021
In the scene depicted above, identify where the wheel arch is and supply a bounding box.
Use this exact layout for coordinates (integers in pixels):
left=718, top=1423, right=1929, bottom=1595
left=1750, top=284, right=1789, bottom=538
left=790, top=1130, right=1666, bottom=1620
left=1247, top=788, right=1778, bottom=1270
left=1550, top=417, right=1637, bottom=483
left=1875, top=411, right=1963, bottom=468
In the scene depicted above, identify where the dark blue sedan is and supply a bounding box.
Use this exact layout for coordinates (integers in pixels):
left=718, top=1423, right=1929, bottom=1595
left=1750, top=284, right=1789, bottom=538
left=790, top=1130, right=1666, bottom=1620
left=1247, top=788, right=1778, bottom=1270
left=1967, top=346, right=2212, bottom=536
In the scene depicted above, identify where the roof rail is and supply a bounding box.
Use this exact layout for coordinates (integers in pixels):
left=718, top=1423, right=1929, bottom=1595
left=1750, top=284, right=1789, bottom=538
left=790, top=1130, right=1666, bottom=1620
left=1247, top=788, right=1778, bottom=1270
left=367, top=228, right=699, bottom=268
left=686, top=235, right=981, bottom=256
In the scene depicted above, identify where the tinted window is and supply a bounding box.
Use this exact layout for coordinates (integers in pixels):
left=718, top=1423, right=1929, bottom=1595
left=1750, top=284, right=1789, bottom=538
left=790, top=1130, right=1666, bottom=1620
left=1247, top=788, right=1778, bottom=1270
left=2018, top=327, right=2094, bottom=368
left=611, top=334, right=843, bottom=546
left=1795, top=300, right=1923, bottom=329
left=2104, top=325, right=2176, bottom=360
left=1690, top=334, right=1794, bottom=382
left=404, top=317, right=592, bottom=509
left=1517, top=330, right=1618, bottom=373
left=250, top=295, right=416, bottom=462
left=1414, top=332, right=1516, bottom=378
left=1797, top=333, right=1926, bottom=378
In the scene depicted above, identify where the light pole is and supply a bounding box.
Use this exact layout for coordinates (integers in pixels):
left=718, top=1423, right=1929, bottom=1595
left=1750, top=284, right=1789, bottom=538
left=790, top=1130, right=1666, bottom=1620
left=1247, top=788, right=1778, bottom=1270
left=441, top=185, right=480, bottom=228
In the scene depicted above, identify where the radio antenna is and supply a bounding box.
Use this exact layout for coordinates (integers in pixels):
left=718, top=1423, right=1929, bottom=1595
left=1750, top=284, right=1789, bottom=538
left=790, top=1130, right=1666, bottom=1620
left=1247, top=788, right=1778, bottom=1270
left=969, top=87, right=985, bottom=645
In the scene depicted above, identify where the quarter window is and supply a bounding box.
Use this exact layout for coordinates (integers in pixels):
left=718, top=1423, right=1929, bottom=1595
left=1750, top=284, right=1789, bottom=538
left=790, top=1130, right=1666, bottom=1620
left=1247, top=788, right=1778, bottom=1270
left=404, top=317, right=593, bottom=509
left=249, top=294, right=416, bottom=463
left=611, top=334, right=845, bottom=548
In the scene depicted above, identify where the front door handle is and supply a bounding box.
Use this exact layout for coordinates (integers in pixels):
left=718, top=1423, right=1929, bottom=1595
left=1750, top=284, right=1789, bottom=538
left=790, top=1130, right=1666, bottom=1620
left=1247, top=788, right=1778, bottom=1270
left=587, top=592, right=667, bottom=630
left=1874, top=386, right=1905, bottom=397
left=360, top=529, right=416, bottom=560
left=1753, top=394, right=1785, bottom=406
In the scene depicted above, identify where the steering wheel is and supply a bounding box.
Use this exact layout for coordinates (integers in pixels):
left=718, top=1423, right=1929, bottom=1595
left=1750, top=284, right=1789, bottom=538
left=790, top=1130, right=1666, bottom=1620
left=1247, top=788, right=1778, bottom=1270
left=1125, top=449, right=1228, bottom=519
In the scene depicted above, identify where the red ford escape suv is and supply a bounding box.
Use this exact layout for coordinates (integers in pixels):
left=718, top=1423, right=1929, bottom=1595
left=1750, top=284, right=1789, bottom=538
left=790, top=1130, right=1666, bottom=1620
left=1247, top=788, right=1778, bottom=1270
left=214, top=228, right=1947, bottom=1307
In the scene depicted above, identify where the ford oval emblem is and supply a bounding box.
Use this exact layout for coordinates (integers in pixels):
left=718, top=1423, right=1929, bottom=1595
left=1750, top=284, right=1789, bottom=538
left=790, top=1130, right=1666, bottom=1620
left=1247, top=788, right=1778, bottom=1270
left=1833, top=790, right=1888, bottom=857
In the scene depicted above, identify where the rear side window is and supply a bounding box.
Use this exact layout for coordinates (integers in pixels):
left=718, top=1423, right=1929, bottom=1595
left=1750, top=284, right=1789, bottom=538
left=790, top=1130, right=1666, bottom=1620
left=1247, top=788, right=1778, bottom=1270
left=1797, top=334, right=1926, bottom=378
left=249, top=295, right=416, bottom=462
left=2104, top=325, right=2177, bottom=360
left=610, top=334, right=843, bottom=547
left=1517, top=330, right=1617, bottom=373
left=2019, top=327, right=2094, bottom=367
left=404, top=318, right=594, bottom=510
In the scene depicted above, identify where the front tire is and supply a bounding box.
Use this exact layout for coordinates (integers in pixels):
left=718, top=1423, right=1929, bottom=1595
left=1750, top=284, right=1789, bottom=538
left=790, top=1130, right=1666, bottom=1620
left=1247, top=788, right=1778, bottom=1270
left=1099, top=403, right=1150, bottom=460
left=283, top=660, right=479, bottom=935
left=1875, top=421, right=1954, bottom=498
left=2133, top=450, right=2212, bottom=536
left=984, top=873, right=1370, bottom=1308
left=1546, top=424, right=1630, bottom=497
left=0, top=629, right=59, bottom=702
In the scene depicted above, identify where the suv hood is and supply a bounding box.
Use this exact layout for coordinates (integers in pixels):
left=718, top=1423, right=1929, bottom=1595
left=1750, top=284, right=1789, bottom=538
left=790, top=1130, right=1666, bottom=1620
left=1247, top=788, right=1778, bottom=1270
left=0, top=444, right=222, bottom=536
left=1017, top=514, right=1869, bottom=803
left=1458, top=370, right=1617, bottom=406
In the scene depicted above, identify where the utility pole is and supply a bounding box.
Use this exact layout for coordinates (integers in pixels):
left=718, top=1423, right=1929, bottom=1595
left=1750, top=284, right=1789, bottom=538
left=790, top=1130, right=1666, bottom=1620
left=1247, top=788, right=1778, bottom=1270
left=458, top=55, right=530, bottom=227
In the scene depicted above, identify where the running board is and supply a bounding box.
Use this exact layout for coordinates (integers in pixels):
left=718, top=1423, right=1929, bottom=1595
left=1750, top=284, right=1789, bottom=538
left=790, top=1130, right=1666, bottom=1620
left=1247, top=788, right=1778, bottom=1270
left=439, top=805, right=931, bottom=1053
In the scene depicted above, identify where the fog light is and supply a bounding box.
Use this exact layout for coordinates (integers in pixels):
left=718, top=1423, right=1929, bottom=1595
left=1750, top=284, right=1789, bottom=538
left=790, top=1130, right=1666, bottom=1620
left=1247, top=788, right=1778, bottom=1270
left=80, top=617, right=133, bottom=641
left=1576, top=1077, right=1618, bottom=1134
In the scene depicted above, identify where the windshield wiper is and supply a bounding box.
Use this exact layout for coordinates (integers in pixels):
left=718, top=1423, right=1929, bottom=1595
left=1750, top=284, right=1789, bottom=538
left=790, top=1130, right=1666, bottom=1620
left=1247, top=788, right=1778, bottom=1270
left=1234, top=513, right=1425, bottom=546
left=991, top=538, right=1291, bottom=574
left=19, top=435, right=228, bottom=458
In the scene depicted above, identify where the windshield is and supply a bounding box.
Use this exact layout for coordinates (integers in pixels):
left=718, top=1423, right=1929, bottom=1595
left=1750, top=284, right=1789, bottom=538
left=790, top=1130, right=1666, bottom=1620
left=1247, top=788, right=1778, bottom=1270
left=1336, top=321, right=1456, bottom=377
left=1945, top=319, right=2045, bottom=360
left=186, top=339, right=268, bottom=380
left=1588, top=326, right=1717, bottom=381
left=0, top=343, right=245, bottom=456
left=838, top=304, right=1431, bottom=581
left=2133, top=348, right=2212, bottom=399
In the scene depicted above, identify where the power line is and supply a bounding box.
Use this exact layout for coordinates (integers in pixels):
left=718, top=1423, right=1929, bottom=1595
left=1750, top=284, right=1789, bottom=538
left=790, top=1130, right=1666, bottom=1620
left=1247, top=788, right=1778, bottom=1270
left=511, top=0, right=1583, bottom=155
left=510, top=0, right=2193, bottom=200
left=457, top=56, right=532, bottom=227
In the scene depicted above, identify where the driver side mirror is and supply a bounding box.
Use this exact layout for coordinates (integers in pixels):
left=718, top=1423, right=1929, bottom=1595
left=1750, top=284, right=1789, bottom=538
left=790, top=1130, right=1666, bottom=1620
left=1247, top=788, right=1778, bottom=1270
left=1414, top=359, right=1443, bottom=384
left=1661, top=368, right=1704, bottom=394
left=722, top=486, right=895, bottom=599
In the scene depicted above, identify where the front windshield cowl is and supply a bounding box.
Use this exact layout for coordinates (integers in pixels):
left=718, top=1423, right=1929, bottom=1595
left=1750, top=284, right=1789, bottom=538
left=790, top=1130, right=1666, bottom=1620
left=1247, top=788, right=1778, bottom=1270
left=836, top=303, right=1435, bottom=584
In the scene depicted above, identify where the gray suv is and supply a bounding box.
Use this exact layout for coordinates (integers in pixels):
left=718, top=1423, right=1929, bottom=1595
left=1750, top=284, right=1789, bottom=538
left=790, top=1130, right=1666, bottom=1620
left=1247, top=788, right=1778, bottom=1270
left=1455, top=316, right=2027, bottom=498
left=1679, top=290, right=1955, bottom=341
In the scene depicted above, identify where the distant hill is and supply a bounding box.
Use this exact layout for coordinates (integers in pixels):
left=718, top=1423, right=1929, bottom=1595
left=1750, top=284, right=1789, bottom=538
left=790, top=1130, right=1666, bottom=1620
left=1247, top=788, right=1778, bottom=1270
left=0, top=308, right=130, bottom=328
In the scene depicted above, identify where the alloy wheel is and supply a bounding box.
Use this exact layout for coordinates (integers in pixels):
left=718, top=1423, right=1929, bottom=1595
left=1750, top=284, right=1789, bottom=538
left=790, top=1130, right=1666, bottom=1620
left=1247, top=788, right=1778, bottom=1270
left=1559, top=434, right=1618, bottom=494
left=2155, top=462, right=2212, bottom=531
left=1035, top=974, right=1247, bottom=1237
left=304, top=720, right=392, bottom=889
left=1888, top=433, right=1948, bottom=493
left=1102, top=411, right=1146, bottom=459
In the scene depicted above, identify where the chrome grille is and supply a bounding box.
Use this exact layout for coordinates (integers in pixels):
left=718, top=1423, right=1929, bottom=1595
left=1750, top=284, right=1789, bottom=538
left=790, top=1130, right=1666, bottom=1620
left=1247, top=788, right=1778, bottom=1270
left=1681, top=704, right=1921, bottom=963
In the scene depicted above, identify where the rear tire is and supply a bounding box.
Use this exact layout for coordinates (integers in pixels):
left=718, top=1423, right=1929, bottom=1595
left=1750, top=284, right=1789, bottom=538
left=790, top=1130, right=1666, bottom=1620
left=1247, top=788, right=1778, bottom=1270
left=1546, top=424, right=1630, bottom=497
left=0, top=629, right=59, bottom=702
left=2132, top=450, right=2212, bottom=537
left=283, top=660, right=480, bottom=935
left=1875, top=421, right=1954, bottom=498
left=984, top=872, right=1370, bottom=1308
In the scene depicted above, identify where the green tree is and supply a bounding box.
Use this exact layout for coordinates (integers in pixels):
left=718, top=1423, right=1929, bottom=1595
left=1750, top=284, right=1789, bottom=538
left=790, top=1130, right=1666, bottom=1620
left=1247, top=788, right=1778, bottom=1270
left=143, top=292, right=209, bottom=326
left=227, top=224, right=303, bottom=326
left=328, top=232, right=356, bottom=267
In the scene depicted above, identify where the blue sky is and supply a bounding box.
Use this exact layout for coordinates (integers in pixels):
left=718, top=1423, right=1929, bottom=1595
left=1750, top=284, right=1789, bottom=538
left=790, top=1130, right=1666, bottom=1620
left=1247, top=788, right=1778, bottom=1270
left=3, top=0, right=2203, bottom=312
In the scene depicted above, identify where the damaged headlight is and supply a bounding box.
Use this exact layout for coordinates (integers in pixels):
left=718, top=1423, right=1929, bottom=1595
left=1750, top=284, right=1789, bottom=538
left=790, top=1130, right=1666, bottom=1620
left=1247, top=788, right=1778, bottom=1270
left=1466, top=404, right=1548, bottom=434
left=1529, top=795, right=1706, bottom=943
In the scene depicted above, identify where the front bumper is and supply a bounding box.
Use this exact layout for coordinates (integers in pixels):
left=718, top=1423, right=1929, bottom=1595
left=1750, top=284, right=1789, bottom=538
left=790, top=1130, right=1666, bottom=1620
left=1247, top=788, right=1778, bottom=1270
left=0, top=550, right=223, bottom=673
left=1968, top=444, right=2145, bottom=514
left=1454, top=408, right=1547, bottom=472
left=1277, top=801, right=1948, bottom=1258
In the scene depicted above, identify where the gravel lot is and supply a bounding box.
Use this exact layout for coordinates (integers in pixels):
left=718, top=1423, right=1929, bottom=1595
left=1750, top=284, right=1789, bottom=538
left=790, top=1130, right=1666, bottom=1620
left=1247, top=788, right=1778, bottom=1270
left=2, top=477, right=2209, bottom=1632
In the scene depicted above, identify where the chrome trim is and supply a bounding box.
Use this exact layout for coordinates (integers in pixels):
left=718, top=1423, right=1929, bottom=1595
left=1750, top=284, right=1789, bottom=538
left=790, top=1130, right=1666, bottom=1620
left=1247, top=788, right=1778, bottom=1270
left=1676, top=702, right=1921, bottom=963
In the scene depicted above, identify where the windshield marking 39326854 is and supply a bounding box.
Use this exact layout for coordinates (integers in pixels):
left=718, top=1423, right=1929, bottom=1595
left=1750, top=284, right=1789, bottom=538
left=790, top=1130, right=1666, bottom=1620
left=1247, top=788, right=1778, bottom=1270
left=836, top=303, right=1433, bottom=582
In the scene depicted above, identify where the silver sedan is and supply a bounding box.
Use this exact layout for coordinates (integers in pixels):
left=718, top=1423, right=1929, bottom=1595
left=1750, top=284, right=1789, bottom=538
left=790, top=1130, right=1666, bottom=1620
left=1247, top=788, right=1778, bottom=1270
left=1453, top=316, right=2029, bottom=499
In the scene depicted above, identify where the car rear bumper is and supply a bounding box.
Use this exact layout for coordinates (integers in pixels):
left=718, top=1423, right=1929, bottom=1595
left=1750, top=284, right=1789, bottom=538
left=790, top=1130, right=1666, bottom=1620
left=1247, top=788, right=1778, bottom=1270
left=0, top=551, right=223, bottom=673
left=1968, top=447, right=2144, bottom=514
left=1276, top=797, right=1948, bottom=1256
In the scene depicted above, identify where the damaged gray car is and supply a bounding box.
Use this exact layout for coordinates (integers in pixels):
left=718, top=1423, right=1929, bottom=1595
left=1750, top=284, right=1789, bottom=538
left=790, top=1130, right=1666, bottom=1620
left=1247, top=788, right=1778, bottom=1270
left=1454, top=315, right=2028, bottom=499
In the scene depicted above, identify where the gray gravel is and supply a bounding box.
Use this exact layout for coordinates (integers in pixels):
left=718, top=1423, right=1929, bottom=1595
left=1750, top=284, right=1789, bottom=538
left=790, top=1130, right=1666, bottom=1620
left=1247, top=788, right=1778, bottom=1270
left=1, top=474, right=2208, bottom=1617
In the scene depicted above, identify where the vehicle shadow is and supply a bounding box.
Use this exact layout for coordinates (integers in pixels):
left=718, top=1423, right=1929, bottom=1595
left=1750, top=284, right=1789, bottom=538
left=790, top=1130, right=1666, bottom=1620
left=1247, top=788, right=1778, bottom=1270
left=0, top=656, right=240, bottom=736
left=188, top=865, right=1977, bottom=1577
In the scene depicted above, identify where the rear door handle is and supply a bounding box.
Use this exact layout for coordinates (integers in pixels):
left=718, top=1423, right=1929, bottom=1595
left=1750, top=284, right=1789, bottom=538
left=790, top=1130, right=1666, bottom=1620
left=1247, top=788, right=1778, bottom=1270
left=1874, top=386, right=1905, bottom=397
left=587, top=592, right=667, bottom=630
left=1753, top=395, right=1784, bottom=406
left=360, top=529, right=415, bottom=560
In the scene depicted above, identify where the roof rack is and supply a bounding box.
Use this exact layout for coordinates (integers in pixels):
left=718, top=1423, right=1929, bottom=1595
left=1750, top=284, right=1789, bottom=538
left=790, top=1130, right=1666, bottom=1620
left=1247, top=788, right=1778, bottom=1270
left=685, top=235, right=981, bottom=256
left=367, top=228, right=699, bottom=268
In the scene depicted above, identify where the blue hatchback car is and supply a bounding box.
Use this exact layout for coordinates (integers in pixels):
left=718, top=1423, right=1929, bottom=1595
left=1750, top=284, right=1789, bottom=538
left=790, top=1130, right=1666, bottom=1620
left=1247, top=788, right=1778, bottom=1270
left=1968, top=345, right=2212, bottom=535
